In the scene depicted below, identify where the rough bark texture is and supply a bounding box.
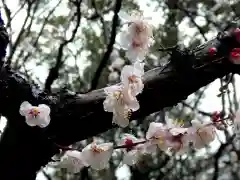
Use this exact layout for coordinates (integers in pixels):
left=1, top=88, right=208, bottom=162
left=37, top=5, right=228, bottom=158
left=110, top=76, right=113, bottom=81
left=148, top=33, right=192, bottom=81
left=0, top=25, right=240, bottom=179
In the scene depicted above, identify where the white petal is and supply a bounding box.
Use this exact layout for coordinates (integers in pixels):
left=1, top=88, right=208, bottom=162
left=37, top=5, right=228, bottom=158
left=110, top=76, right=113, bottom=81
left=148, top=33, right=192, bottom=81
left=118, top=11, right=133, bottom=22
left=127, top=98, right=139, bottom=111
left=19, top=101, right=32, bottom=116
left=126, top=48, right=146, bottom=63
left=133, top=61, right=145, bottom=76
left=82, top=143, right=113, bottom=170
left=113, top=112, right=129, bottom=128
left=103, top=96, right=116, bottom=112
left=122, top=150, right=139, bottom=165
left=146, top=122, right=164, bottom=139
left=191, top=120, right=202, bottom=127
left=104, top=85, right=122, bottom=95
left=120, top=65, right=134, bottom=85
left=25, top=119, right=37, bottom=127
left=60, top=150, right=87, bottom=173
left=169, top=128, right=188, bottom=136
left=38, top=116, right=51, bottom=128
left=38, top=104, right=51, bottom=116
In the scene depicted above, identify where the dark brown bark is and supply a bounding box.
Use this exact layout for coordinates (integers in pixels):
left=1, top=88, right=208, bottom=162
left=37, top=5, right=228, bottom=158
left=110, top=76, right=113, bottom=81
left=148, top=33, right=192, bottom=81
left=0, top=23, right=240, bottom=179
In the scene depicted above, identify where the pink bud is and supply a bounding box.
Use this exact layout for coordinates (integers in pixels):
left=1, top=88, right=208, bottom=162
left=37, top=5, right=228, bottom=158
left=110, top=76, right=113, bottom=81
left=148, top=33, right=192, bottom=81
left=212, top=111, right=221, bottom=122
left=125, top=139, right=134, bottom=146
left=208, top=47, right=217, bottom=56
left=230, top=48, right=240, bottom=64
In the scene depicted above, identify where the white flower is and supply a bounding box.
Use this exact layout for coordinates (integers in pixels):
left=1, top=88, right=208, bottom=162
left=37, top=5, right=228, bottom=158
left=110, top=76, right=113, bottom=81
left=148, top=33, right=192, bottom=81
left=189, top=120, right=216, bottom=149
left=118, top=11, right=154, bottom=62
left=146, top=122, right=171, bottom=152
left=103, top=85, right=140, bottom=127
left=120, top=62, right=144, bottom=96
left=119, top=134, right=144, bottom=166
left=147, top=121, right=190, bottom=154
left=166, top=119, right=188, bottom=136
left=81, top=142, right=113, bottom=170
left=60, top=150, right=88, bottom=173
left=19, top=101, right=51, bottom=128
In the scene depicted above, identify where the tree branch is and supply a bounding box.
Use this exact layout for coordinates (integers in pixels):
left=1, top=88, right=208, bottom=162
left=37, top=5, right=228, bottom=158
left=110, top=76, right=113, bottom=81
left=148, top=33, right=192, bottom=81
left=89, top=0, right=122, bottom=91
left=0, top=21, right=240, bottom=179
left=44, top=0, right=82, bottom=92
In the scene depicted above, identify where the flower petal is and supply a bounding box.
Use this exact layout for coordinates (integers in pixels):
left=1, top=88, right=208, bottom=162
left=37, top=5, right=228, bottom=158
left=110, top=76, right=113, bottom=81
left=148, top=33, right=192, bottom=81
left=113, top=111, right=129, bottom=128
left=127, top=97, right=139, bottom=111
left=104, top=85, right=122, bottom=95
left=169, top=127, right=188, bottom=136
left=19, top=101, right=32, bottom=116
left=38, top=104, right=51, bottom=116
left=25, top=119, right=37, bottom=127
left=82, top=143, right=113, bottom=170
left=146, top=122, right=165, bottom=139
left=38, top=116, right=51, bottom=128
left=60, top=150, right=87, bottom=173
left=103, top=96, right=116, bottom=112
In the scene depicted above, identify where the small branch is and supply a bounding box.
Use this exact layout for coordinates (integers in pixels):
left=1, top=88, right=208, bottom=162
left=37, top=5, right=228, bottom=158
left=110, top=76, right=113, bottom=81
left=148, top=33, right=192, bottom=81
left=44, top=0, right=82, bottom=92
left=89, top=0, right=122, bottom=91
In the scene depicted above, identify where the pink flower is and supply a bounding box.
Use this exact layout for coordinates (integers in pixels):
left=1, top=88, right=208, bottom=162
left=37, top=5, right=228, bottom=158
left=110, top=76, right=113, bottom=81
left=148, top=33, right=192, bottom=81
left=81, top=142, right=113, bottom=170
left=120, top=61, right=144, bottom=96
left=60, top=150, right=88, bottom=173
left=19, top=101, right=51, bottom=128
left=118, top=11, right=154, bottom=62
left=103, top=85, right=140, bottom=127
left=188, top=120, right=216, bottom=149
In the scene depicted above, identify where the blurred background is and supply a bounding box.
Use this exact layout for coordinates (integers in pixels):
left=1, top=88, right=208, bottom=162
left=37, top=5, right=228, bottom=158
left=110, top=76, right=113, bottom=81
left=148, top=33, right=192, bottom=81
left=1, top=0, right=240, bottom=179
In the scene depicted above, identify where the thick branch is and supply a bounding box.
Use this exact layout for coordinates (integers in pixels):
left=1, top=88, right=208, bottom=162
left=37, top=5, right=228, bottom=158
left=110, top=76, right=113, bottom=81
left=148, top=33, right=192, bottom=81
left=0, top=24, right=240, bottom=179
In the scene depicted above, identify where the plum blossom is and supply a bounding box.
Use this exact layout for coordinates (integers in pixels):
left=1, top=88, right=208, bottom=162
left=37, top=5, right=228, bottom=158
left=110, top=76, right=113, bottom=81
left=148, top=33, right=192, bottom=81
left=19, top=101, right=51, bottom=128
left=103, top=85, right=139, bottom=127
left=145, top=122, right=169, bottom=152
left=120, top=61, right=144, bottom=96
left=119, top=134, right=145, bottom=165
left=118, top=11, right=154, bottom=62
left=148, top=120, right=190, bottom=154
left=188, top=120, right=216, bottom=149
left=81, top=142, right=113, bottom=170
left=60, top=150, right=88, bottom=173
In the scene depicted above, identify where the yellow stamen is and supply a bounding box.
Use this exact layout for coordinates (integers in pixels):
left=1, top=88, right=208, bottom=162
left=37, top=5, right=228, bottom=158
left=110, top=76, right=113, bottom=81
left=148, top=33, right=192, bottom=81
left=173, top=119, right=184, bottom=126
left=158, top=136, right=164, bottom=145
left=124, top=109, right=132, bottom=120
left=91, top=144, right=105, bottom=153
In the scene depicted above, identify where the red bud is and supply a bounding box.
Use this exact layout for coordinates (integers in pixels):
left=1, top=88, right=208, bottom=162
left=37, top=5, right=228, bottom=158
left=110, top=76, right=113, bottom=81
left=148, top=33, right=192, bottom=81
left=208, top=47, right=217, bottom=56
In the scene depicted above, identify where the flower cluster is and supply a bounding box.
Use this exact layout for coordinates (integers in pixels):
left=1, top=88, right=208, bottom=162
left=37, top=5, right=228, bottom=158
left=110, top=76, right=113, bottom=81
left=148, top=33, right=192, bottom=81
left=16, top=10, right=240, bottom=175
left=58, top=117, right=235, bottom=173
left=103, top=10, right=153, bottom=127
